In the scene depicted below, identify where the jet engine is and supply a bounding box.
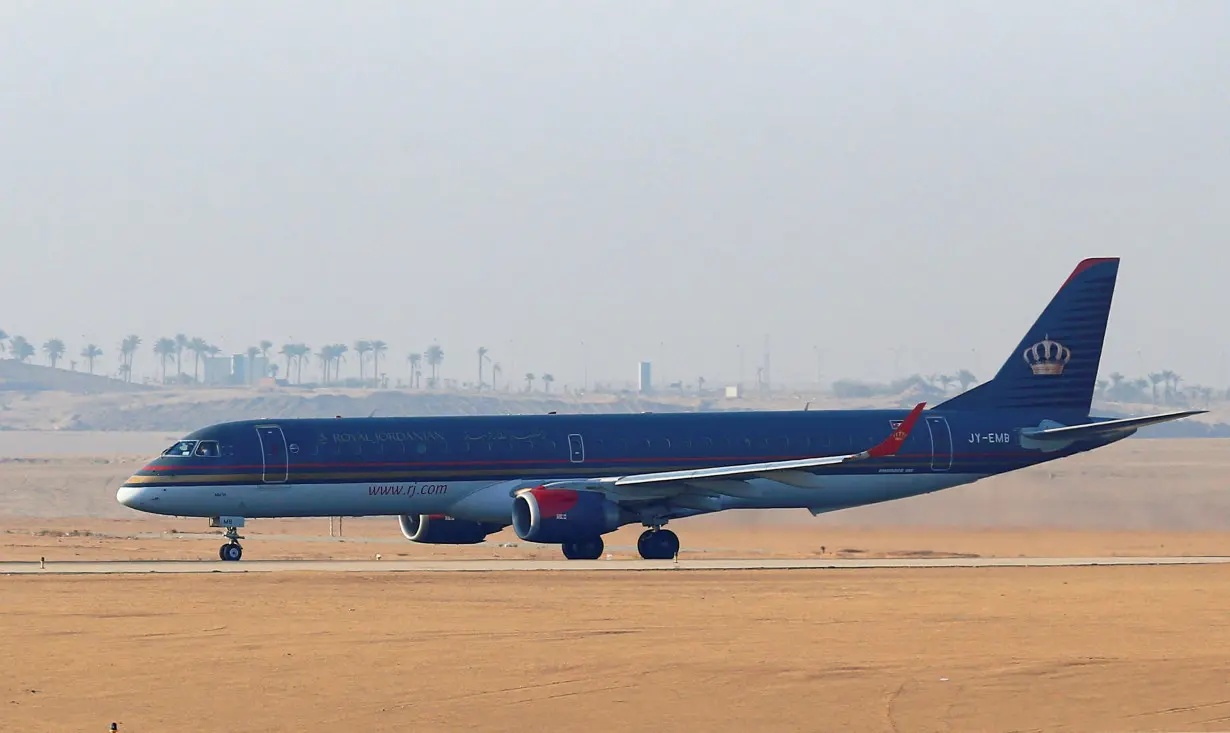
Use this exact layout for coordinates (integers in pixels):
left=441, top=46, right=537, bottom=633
left=398, top=514, right=501, bottom=544
left=511, top=487, right=627, bottom=544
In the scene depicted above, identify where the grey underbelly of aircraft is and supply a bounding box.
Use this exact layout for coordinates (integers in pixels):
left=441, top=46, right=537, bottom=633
left=116, top=473, right=985, bottom=521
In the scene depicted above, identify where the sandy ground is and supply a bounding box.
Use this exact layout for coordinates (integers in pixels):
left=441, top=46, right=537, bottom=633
left=4, top=431, right=1230, bottom=731
left=4, top=516, right=1230, bottom=562
left=3, top=567, right=1229, bottom=732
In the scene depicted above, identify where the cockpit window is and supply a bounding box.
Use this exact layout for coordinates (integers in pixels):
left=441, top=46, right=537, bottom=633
left=162, top=440, right=197, bottom=457
left=195, top=441, right=220, bottom=457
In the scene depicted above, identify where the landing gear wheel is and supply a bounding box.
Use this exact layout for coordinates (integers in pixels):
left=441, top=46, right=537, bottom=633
left=561, top=537, right=604, bottom=560
left=217, top=524, right=245, bottom=562
left=638, top=529, right=680, bottom=560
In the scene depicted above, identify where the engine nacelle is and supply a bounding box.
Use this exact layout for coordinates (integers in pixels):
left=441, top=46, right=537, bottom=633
left=398, top=514, right=500, bottom=544
left=511, top=487, right=626, bottom=544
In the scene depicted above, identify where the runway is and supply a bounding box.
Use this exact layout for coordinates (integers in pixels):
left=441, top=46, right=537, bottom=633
left=4, top=556, right=1230, bottom=574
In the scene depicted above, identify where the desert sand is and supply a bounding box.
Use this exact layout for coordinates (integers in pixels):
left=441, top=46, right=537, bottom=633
left=3, top=431, right=1230, bottom=731
left=4, top=567, right=1230, bottom=732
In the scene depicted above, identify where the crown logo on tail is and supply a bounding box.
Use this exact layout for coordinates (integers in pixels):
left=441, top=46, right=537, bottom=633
left=1023, top=335, right=1071, bottom=375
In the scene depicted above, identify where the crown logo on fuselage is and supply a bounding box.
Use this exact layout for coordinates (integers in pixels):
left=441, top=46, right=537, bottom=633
left=1023, top=334, right=1070, bottom=375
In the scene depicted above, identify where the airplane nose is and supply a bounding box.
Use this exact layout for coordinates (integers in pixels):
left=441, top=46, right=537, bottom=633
left=116, top=485, right=143, bottom=509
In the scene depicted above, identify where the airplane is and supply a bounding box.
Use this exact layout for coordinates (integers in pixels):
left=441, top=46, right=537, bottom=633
left=116, top=257, right=1203, bottom=561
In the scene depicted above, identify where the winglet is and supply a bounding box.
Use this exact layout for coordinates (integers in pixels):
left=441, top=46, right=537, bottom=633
left=854, top=402, right=926, bottom=460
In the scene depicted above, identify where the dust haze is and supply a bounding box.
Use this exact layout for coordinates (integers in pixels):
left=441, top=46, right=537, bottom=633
left=2, top=1, right=1228, bottom=389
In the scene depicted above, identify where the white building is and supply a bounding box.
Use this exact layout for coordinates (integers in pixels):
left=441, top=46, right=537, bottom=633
left=637, top=361, right=652, bottom=393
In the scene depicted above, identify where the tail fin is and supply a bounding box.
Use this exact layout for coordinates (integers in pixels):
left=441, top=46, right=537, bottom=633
left=938, top=257, right=1119, bottom=415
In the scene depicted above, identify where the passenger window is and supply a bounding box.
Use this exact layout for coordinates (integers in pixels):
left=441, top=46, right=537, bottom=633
left=162, top=440, right=197, bottom=457
left=194, top=441, right=220, bottom=458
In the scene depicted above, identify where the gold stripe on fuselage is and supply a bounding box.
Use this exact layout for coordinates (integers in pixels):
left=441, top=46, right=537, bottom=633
left=122, top=460, right=943, bottom=486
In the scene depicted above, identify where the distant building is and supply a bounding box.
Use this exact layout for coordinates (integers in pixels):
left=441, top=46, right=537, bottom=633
left=637, top=361, right=652, bottom=394
left=725, top=385, right=742, bottom=399
left=231, top=354, right=270, bottom=385
left=202, top=356, right=233, bottom=385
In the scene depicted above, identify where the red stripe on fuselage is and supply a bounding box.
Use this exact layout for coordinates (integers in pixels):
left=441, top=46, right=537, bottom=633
left=137, top=450, right=1027, bottom=475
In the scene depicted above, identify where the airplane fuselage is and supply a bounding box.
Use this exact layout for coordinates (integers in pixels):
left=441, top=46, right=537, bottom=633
left=117, top=406, right=1117, bottom=524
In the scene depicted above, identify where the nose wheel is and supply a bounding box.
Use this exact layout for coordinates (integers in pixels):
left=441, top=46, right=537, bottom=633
left=638, top=529, right=679, bottom=560
left=218, top=525, right=244, bottom=562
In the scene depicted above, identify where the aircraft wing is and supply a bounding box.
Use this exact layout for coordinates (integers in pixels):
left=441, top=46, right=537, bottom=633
left=539, top=402, right=926, bottom=497
left=1020, top=409, right=1206, bottom=442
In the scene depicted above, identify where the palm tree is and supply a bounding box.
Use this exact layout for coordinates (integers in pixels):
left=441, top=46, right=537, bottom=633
left=8, top=336, right=34, bottom=362
left=1108, top=372, right=1125, bottom=397
left=187, top=337, right=209, bottom=382
left=245, top=346, right=261, bottom=383
left=118, top=335, right=141, bottom=382
left=524, top=372, right=535, bottom=392
left=153, top=337, right=176, bottom=383
left=330, top=343, right=349, bottom=382
left=491, top=361, right=503, bottom=391
left=295, top=343, right=311, bottom=384
left=476, top=346, right=489, bottom=390
left=43, top=339, right=66, bottom=368
left=354, top=340, right=372, bottom=383
left=280, top=343, right=296, bottom=383
left=1160, top=370, right=1177, bottom=403
left=0, top=328, right=8, bottom=356
left=317, top=346, right=333, bottom=384
left=424, top=344, right=444, bottom=388
left=80, top=344, right=103, bottom=374
left=542, top=373, right=555, bottom=393
left=258, top=340, right=273, bottom=374
left=1148, top=372, right=1164, bottom=403
left=407, top=353, right=423, bottom=389
left=370, top=340, right=387, bottom=385
left=174, top=333, right=189, bottom=376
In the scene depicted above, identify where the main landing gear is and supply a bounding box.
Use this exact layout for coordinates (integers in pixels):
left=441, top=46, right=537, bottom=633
left=637, top=528, right=679, bottom=560
left=561, top=537, right=604, bottom=560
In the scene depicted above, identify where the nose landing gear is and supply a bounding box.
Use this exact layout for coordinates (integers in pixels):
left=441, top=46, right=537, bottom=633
left=218, top=525, right=244, bottom=561
left=209, top=516, right=246, bottom=562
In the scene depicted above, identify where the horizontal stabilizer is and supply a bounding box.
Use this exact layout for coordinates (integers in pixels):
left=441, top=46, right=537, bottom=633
left=1020, top=410, right=1206, bottom=442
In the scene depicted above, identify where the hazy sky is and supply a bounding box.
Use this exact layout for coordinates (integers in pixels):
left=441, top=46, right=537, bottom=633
left=2, top=1, right=1227, bottom=388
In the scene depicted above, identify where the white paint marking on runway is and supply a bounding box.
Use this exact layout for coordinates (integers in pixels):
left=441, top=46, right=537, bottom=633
left=3, top=556, right=1230, bottom=575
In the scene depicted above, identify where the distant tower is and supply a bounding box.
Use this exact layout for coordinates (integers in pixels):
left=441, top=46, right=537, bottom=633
left=637, top=361, right=652, bottom=394
left=763, top=334, right=771, bottom=394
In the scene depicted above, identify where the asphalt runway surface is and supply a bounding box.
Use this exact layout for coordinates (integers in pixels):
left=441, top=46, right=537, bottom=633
left=4, top=556, right=1230, bottom=574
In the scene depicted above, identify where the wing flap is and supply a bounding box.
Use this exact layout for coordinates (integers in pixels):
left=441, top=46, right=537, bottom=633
left=1020, top=409, right=1205, bottom=442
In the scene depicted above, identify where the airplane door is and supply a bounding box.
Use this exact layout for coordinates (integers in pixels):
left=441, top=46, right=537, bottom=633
left=255, top=425, right=289, bottom=483
left=926, top=417, right=953, bottom=472
left=567, top=434, right=585, bottom=464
